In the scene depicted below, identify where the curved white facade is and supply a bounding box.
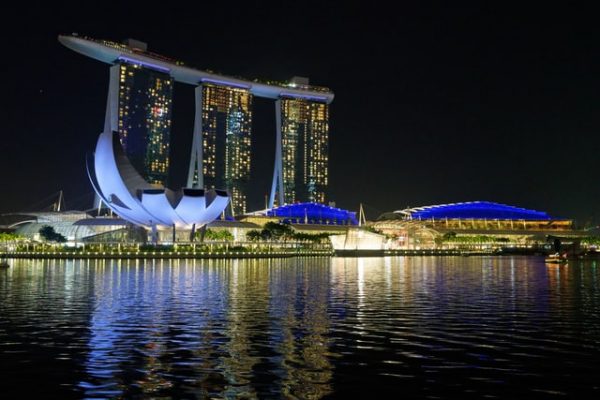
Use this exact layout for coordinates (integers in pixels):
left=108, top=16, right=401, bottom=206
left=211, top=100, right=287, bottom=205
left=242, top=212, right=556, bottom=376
left=89, top=130, right=229, bottom=230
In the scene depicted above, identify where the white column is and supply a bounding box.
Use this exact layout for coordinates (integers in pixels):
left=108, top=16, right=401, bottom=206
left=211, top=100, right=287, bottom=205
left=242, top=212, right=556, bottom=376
left=269, top=99, right=284, bottom=208
left=104, top=65, right=120, bottom=134
left=187, top=86, right=204, bottom=188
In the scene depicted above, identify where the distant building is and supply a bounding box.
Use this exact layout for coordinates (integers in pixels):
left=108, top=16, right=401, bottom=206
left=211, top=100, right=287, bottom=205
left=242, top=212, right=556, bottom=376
left=201, top=84, right=252, bottom=215
left=3, top=212, right=131, bottom=242
left=5, top=212, right=260, bottom=244
left=373, top=201, right=583, bottom=249
left=241, top=202, right=357, bottom=235
left=267, top=202, right=356, bottom=225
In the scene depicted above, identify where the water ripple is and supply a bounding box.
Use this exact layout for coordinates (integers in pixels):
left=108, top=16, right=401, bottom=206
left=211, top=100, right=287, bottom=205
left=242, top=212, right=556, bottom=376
left=1, top=256, right=599, bottom=398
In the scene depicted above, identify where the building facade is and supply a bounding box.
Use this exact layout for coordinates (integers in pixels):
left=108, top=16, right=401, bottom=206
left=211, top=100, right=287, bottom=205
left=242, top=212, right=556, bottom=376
left=116, top=61, right=173, bottom=185
left=280, top=98, right=329, bottom=204
left=202, top=84, right=253, bottom=215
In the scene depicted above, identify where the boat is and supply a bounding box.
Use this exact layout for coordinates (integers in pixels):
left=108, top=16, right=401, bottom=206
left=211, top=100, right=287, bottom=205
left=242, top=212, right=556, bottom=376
left=545, top=253, right=568, bottom=264
left=0, top=260, right=9, bottom=268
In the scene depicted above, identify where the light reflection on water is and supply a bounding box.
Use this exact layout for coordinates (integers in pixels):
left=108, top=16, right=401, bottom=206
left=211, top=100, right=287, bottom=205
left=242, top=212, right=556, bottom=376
left=0, top=257, right=599, bottom=398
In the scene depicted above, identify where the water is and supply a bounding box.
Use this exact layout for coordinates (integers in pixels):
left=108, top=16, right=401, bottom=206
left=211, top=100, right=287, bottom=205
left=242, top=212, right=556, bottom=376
left=1, top=257, right=599, bottom=399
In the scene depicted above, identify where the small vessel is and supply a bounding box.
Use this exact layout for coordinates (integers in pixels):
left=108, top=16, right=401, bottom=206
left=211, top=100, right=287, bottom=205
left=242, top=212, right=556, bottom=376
left=545, top=253, right=568, bottom=264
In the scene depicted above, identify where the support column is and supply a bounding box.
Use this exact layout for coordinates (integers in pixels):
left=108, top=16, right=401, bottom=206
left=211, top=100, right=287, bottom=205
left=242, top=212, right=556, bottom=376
left=105, top=65, right=120, bottom=134
left=269, top=99, right=284, bottom=209
left=151, top=223, right=158, bottom=244
left=187, top=85, right=204, bottom=188
left=190, top=223, right=196, bottom=242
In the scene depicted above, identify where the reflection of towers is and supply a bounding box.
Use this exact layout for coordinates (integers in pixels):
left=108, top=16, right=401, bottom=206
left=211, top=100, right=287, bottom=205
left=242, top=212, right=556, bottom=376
left=219, top=259, right=265, bottom=397
left=187, top=83, right=252, bottom=215
left=278, top=259, right=333, bottom=398
left=114, top=62, right=173, bottom=185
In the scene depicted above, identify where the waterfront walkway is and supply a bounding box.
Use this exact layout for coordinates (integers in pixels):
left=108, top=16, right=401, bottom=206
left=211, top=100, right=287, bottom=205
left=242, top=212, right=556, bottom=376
left=0, top=249, right=333, bottom=259
left=0, top=249, right=498, bottom=259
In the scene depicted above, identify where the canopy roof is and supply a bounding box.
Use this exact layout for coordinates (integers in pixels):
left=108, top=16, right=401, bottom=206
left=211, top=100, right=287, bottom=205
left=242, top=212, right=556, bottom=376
left=267, top=202, right=358, bottom=225
left=392, top=201, right=561, bottom=221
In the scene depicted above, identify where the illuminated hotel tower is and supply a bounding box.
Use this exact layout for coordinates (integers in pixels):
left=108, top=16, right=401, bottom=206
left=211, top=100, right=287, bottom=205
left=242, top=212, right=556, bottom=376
left=278, top=97, right=329, bottom=204
left=88, top=37, right=175, bottom=186
left=115, top=61, right=173, bottom=185
left=201, top=84, right=252, bottom=215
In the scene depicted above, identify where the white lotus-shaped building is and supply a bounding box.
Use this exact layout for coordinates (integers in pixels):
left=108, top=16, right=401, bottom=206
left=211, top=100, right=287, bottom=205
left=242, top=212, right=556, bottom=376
left=88, top=130, right=229, bottom=230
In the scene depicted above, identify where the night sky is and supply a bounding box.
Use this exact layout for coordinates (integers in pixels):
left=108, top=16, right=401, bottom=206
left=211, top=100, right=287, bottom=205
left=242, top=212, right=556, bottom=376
left=2, top=2, right=599, bottom=225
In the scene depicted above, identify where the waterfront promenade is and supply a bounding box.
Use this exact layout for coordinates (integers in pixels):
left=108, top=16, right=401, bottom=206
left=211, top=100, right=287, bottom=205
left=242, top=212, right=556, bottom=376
left=1, top=246, right=486, bottom=260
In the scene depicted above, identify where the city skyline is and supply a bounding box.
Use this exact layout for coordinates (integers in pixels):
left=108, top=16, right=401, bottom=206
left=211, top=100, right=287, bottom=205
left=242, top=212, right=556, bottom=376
left=58, top=35, right=335, bottom=215
left=2, top=5, right=600, bottom=399
left=1, top=3, right=599, bottom=224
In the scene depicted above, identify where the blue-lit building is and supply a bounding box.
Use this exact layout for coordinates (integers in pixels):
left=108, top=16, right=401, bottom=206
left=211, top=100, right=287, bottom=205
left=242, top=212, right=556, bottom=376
left=374, top=201, right=578, bottom=249
left=266, top=202, right=358, bottom=225
left=240, top=203, right=357, bottom=236
left=398, top=201, right=555, bottom=221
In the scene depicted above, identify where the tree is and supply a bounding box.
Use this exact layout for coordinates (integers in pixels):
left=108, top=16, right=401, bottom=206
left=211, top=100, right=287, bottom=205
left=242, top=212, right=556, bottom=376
left=0, top=232, right=23, bottom=242
left=263, top=222, right=294, bottom=240
left=246, top=230, right=262, bottom=241
left=203, top=229, right=234, bottom=241
left=195, top=228, right=234, bottom=242
left=292, top=232, right=330, bottom=243
left=442, top=232, right=457, bottom=241
left=39, top=226, right=67, bottom=243
left=260, top=229, right=272, bottom=241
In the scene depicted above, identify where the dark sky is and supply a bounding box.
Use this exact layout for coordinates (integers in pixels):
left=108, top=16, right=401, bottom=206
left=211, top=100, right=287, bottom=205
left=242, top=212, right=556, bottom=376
left=2, top=2, right=599, bottom=224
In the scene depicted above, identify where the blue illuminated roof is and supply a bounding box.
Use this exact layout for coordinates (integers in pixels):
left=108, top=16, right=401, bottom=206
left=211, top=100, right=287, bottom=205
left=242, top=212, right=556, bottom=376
left=399, top=201, right=557, bottom=221
left=267, top=202, right=358, bottom=225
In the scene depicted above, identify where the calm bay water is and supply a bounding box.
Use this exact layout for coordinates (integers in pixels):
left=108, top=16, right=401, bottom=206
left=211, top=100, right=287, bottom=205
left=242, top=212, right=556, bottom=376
left=1, top=256, right=599, bottom=399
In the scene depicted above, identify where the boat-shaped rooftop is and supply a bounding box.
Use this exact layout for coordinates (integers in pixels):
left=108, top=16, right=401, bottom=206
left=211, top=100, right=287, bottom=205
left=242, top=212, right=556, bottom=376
left=59, top=34, right=334, bottom=103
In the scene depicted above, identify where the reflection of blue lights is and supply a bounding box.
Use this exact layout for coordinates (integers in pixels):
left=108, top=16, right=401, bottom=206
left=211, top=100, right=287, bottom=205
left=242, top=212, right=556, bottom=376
left=267, top=202, right=358, bottom=225
left=409, top=201, right=556, bottom=220
left=117, top=56, right=171, bottom=73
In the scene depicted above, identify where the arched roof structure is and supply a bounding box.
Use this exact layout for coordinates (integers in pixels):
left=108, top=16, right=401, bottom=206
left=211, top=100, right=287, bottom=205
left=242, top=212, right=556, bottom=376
left=267, top=202, right=358, bottom=225
left=389, top=201, right=558, bottom=221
